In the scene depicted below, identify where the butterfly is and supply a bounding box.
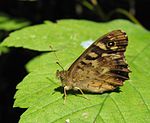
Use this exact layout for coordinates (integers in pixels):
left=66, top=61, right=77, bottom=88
left=56, top=30, right=130, bottom=99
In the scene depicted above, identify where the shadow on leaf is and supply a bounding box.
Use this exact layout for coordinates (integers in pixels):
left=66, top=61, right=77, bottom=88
left=54, top=86, right=122, bottom=95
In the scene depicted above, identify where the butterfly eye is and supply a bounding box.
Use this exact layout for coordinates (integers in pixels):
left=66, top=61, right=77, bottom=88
left=107, top=41, right=115, bottom=47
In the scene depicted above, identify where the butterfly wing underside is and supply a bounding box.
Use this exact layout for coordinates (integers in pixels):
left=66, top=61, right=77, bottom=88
left=66, top=30, right=130, bottom=93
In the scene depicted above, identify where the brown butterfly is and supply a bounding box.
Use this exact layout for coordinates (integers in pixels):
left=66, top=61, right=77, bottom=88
left=56, top=30, right=130, bottom=99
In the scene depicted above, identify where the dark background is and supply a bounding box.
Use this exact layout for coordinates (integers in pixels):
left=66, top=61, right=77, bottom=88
left=0, top=0, right=149, bottom=123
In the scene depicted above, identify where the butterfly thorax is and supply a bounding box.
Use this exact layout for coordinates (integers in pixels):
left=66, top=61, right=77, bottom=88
left=56, top=70, right=73, bottom=90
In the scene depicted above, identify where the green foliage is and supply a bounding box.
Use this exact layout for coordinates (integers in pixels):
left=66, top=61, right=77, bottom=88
left=0, top=46, right=9, bottom=55
left=1, top=19, right=150, bottom=123
left=0, top=13, right=30, bottom=31
left=0, top=13, right=30, bottom=54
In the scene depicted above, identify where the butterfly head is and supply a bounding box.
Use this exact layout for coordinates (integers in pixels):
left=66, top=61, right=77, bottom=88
left=56, top=70, right=71, bottom=87
left=56, top=70, right=65, bottom=82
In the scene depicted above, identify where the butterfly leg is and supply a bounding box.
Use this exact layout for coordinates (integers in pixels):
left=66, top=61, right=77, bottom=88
left=74, top=87, right=88, bottom=100
left=63, top=86, right=68, bottom=104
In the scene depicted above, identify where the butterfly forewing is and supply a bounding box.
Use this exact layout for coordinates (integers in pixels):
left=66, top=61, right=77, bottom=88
left=57, top=30, right=130, bottom=93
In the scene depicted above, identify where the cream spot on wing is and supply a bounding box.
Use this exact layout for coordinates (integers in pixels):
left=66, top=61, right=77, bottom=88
left=82, top=58, right=91, bottom=64
left=107, top=35, right=115, bottom=40
left=112, top=55, right=121, bottom=59
left=110, top=46, right=118, bottom=50
left=91, top=60, right=99, bottom=68
left=102, top=53, right=121, bottom=59
left=88, top=52, right=98, bottom=58
left=102, top=53, right=110, bottom=57
left=96, top=42, right=107, bottom=50
left=116, top=35, right=126, bottom=40
left=100, top=67, right=110, bottom=75
left=110, top=37, right=116, bottom=40
left=78, top=63, right=84, bottom=68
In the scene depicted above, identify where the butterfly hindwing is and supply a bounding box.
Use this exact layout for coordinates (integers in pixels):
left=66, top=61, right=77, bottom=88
left=57, top=30, right=130, bottom=93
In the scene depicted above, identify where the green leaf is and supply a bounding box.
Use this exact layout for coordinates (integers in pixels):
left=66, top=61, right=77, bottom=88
left=0, top=46, right=9, bottom=55
left=0, top=13, right=30, bottom=31
left=0, top=13, right=30, bottom=54
left=2, top=19, right=150, bottom=122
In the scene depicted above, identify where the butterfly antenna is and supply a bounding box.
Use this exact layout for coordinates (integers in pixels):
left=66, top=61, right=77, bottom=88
left=56, top=61, right=64, bottom=71
left=49, top=45, right=64, bottom=71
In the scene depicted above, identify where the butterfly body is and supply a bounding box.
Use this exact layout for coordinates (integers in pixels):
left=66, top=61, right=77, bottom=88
left=57, top=30, right=130, bottom=94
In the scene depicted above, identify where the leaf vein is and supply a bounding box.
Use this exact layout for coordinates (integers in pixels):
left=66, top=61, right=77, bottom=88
left=128, top=82, right=150, bottom=113
left=92, top=94, right=109, bottom=123
left=109, top=95, right=126, bottom=123
left=52, top=95, right=109, bottom=123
